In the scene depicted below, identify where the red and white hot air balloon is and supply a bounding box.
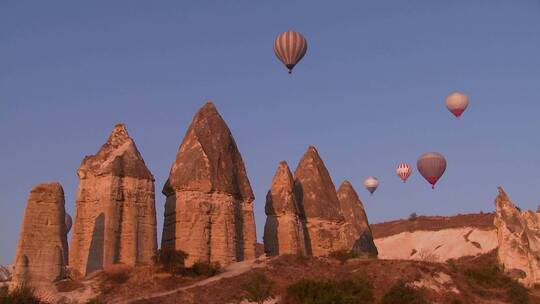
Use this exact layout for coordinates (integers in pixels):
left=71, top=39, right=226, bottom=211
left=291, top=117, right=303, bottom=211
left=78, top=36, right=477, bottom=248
left=363, top=176, right=379, bottom=195
left=417, top=152, right=447, bottom=189
left=396, top=163, right=412, bottom=183
left=445, top=92, right=469, bottom=118
left=273, top=31, right=308, bottom=74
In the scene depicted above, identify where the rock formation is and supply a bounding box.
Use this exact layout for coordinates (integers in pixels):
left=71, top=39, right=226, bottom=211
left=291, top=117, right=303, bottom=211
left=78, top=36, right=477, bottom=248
left=12, top=183, right=68, bottom=286
left=294, top=146, right=349, bottom=256
left=0, top=265, right=10, bottom=283
left=70, top=124, right=157, bottom=276
left=161, top=101, right=256, bottom=266
left=337, top=181, right=378, bottom=257
left=494, top=187, right=540, bottom=286
left=263, top=161, right=306, bottom=256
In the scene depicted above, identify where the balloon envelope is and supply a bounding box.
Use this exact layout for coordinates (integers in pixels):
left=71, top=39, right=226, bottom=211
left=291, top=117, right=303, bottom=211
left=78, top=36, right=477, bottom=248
left=363, top=176, right=379, bottom=195
left=273, top=31, right=307, bottom=74
left=417, top=152, right=447, bottom=189
left=396, top=163, right=412, bottom=183
left=446, top=92, right=469, bottom=118
left=65, top=213, right=72, bottom=234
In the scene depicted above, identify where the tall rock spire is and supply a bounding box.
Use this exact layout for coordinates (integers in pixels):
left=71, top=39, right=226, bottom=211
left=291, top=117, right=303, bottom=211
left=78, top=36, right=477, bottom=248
left=161, top=101, right=256, bottom=266
left=294, top=146, right=349, bottom=256
left=263, top=161, right=306, bottom=256
left=70, top=124, right=157, bottom=276
left=337, top=181, right=378, bottom=257
left=494, top=187, right=540, bottom=286
left=13, top=183, right=68, bottom=287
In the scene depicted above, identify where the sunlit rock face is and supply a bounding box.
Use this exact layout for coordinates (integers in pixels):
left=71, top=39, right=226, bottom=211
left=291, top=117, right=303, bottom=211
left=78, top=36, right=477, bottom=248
left=293, top=146, right=349, bottom=256
left=13, top=183, right=69, bottom=286
left=70, top=124, right=157, bottom=276
left=161, top=102, right=256, bottom=266
left=494, top=187, right=540, bottom=287
left=264, top=161, right=307, bottom=256
left=337, top=181, right=378, bottom=257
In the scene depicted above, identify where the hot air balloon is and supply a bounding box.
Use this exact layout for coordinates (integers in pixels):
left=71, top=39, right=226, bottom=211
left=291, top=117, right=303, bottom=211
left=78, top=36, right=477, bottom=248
left=273, top=31, right=307, bottom=74
left=65, top=213, right=72, bottom=234
left=417, top=152, right=447, bottom=189
left=396, top=163, right=412, bottom=183
left=445, top=92, right=469, bottom=118
left=363, top=176, right=379, bottom=195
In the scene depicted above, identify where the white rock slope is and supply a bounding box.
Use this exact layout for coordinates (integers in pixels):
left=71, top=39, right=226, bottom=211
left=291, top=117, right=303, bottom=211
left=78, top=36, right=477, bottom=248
left=375, top=227, right=498, bottom=262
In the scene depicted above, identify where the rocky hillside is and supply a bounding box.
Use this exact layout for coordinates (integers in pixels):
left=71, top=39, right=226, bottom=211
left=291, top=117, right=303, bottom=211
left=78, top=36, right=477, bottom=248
left=48, top=252, right=540, bottom=304
left=371, top=213, right=497, bottom=262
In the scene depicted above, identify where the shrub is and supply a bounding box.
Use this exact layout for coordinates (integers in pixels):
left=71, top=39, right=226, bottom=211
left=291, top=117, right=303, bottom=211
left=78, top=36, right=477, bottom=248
left=380, top=281, right=427, bottom=304
left=409, top=212, right=418, bottom=221
left=417, top=249, right=439, bottom=262
left=0, top=285, right=42, bottom=304
left=506, top=280, right=529, bottom=304
left=464, top=265, right=502, bottom=287
left=86, top=297, right=106, bottom=304
left=103, top=264, right=131, bottom=284
left=153, top=248, right=188, bottom=274
left=190, top=261, right=221, bottom=277
left=243, top=272, right=274, bottom=304
left=464, top=264, right=529, bottom=304
left=446, top=259, right=458, bottom=272
left=329, top=250, right=358, bottom=264
left=286, top=276, right=373, bottom=304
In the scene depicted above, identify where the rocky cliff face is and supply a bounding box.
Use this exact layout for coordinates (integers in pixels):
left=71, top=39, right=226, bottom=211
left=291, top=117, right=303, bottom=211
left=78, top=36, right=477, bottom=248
left=263, top=161, right=306, bottom=256
left=161, top=102, right=256, bottom=266
left=12, top=183, right=68, bottom=286
left=294, top=146, right=349, bottom=256
left=337, top=181, right=378, bottom=257
left=70, top=124, right=157, bottom=276
left=494, top=187, right=540, bottom=287
left=0, top=266, right=10, bottom=283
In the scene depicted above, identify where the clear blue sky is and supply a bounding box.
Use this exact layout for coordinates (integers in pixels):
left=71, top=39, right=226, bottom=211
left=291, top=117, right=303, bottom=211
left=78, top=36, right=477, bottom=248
left=2, top=1, right=540, bottom=265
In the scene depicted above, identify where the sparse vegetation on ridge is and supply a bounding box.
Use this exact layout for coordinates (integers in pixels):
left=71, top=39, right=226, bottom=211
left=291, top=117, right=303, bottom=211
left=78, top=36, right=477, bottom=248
left=153, top=248, right=188, bottom=275
left=328, top=249, right=364, bottom=264
left=464, top=264, right=529, bottom=304
left=0, top=285, right=42, bottom=304
left=380, top=281, right=427, bottom=304
left=286, top=276, right=374, bottom=304
left=242, top=272, right=274, bottom=304
left=188, top=261, right=221, bottom=277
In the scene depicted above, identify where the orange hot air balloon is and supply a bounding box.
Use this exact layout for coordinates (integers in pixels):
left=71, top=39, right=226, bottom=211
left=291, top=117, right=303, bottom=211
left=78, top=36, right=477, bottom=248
left=396, top=163, right=412, bottom=183
left=417, top=152, right=446, bottom=189
left=363, top=176, right=379, bottom=195
left=446, top=92, right=469, bottom=118
left=273, top=31, right=307, bottom=74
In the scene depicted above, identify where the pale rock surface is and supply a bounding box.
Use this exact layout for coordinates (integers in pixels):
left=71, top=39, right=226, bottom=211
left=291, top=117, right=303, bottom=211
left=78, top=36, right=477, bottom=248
left=294, top=146, right=349, bottom=256
left=0, top=265, right=10, bottom=282
left=374, top=227, right=498, bottom=262
left=70, top=124, right=157, bottom=276
left=494, top=187, right=540, bottom=286
left=263, top=161, right=306, bottom=256
left=12, top=183, right=68, bottom=287
left=337, top=181, right=378, bottom=256
left=161, top=102, right=256, bottom=266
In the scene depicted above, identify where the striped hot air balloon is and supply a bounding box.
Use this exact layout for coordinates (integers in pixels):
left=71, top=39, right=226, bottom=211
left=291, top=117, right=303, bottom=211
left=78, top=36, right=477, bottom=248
left=363, top=176, right=379, bottom=195
left=396, top=163, right=412, bottom=183
left=417, top=152, right=447, bottom=189
left=446, top=92, right=469, bottom=118
left=273, top=31, right=307, bottom=74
